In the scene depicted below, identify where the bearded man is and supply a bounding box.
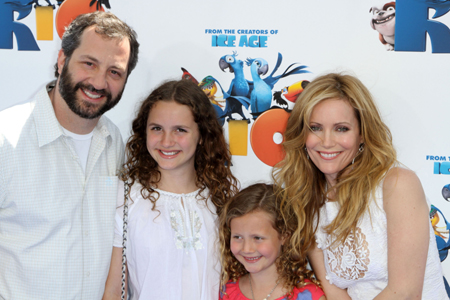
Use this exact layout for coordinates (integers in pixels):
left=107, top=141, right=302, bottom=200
left=0, top=11, right=139, bottom=299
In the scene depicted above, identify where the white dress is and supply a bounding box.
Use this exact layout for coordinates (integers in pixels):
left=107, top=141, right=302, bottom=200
left=113, top=181, right=220, bottom=300
left=315, top=184, right=448, bottom=300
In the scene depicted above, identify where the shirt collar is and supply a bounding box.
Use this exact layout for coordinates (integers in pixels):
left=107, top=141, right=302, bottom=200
left=34, top=81, right=112, bottom=147
left=34, top=81, right=64, bottom=147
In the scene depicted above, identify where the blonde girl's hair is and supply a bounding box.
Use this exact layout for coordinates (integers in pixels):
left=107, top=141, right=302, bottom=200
left=273, top=72, right=396, bottom=253
left=219, top=183, right=319, bottom=299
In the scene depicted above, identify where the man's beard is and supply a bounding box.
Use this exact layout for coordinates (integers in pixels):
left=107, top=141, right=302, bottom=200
left=58, top=63, right=124, bottom=120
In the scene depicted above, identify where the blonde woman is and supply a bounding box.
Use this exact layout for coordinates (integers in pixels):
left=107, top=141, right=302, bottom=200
left=273, top=73, right=447, bottom=299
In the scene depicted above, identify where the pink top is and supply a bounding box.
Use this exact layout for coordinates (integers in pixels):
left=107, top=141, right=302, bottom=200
left=220, top=278, right=324, bottom=300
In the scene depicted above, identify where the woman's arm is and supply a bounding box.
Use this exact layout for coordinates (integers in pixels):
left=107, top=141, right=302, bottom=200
left=308, top=244, right=351, bottom=300
left=102, top=247, right=127, bottom=300
left=374, top=167, right=430, bottom=300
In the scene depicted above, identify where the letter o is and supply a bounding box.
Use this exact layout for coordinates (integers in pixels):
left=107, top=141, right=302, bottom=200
left=250, top=109, right=289, bottom=166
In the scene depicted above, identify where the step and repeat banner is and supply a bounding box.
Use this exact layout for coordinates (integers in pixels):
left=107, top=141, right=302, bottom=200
left=2, top=0, right=450, bottom=280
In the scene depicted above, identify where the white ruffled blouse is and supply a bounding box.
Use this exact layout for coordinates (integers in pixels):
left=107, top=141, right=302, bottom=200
left=315, top=185, right=448, bottom=299
left=113, top=181, right=220, bottom=300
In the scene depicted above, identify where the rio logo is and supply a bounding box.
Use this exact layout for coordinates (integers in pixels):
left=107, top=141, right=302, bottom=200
left=0, top=0, right=107, bottom=51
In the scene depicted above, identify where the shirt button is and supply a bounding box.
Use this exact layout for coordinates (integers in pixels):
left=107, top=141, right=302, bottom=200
left=86, top=271, right=90, bottom=277
left=84, top=231, right=89, bottom=237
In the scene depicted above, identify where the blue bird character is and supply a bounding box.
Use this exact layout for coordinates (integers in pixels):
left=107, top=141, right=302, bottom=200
left=219, top=51, right=250, bottom=98
left=430, top=204, right=450, bottom=297
left=206, top=76, right=251, bottom=123
left=246, top=57, right=272, bottom=118
left=261, top=53, right=310, bottom=90
left=442, top=184, right=450, bottom=201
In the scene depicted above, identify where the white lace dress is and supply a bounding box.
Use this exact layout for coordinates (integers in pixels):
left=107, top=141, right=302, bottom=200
left=315, top=185, right=448, bottom=300
left=113, top=181, right=220, bottom=300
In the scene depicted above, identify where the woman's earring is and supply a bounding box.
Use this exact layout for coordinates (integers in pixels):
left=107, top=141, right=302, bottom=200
left=352, top=143, right=364, bottom=165
left=305, top=147, right=309, bottom=160
left=359, top=143, right=365, bottom=153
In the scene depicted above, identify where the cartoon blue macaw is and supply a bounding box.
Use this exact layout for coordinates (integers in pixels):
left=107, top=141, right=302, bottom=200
left=246, top=57, right=272, bottom=117
left=442, top=184, right=450, bottom=201
left=430, top=204, right=450, bottom=296
left=260, top=53, right=310, bottom=90
left=219, top=51, right=250, bottom=98
left=216, top=52, right=310, bottom=122
left=244, top=53, right=310, bottom=117
left=208, top=76, right=251, bottom=123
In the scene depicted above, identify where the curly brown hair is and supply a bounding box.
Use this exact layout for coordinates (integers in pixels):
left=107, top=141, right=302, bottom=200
left=121, top=79, right=238, bottom=214
left=219, top=183, right=320, bottom=299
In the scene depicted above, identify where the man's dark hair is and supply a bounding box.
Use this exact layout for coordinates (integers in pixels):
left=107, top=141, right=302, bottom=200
left=54, top=11, right=139, bottom=77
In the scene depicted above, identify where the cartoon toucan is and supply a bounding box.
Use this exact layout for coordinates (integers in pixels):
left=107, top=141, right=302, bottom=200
left=272, top=80, right=310, bottom=111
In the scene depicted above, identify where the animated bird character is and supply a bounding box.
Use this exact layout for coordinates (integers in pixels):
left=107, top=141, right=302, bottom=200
left=198, top=76, right=224, bottom=107
left=246, top=57, right=272, bottom=118
left=442, top=184, right=450, bottom=201
left=198, top=76, right=226, bottom=126
left=181, top=67, right=199, bottom=85
left=244, top=53, right=309, bottom=117
left=179, top=69, right=227, bottom=125
left=430, top=204, right=450, bottom=297
left=219, top=51, right=250, bottom=98
left=272, top=80, right=310, bottom=111
left=259, top=53, right=309, bottom=90
left=208, top=76, right=251, bottom=123
left=27, top=0, right=54, bottom=8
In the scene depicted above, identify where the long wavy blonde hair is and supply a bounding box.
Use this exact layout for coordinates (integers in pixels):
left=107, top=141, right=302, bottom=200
left=273, top=73, right=397, bottom=253
left=219, top=184, right=320, bottom=299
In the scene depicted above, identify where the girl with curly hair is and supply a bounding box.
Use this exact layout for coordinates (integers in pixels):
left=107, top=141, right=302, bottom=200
left=219, top=183, right=325, bottom=300
left=103, top=79, right=238, bottom=300
left=273, top=73, right=447, bottom=299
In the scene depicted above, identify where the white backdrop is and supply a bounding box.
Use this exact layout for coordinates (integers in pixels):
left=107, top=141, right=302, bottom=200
left=1, top=0, right=450, bottom=282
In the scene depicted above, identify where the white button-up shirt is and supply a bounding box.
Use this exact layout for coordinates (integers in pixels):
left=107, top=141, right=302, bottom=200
left=0, top=83, right=125, bottom=299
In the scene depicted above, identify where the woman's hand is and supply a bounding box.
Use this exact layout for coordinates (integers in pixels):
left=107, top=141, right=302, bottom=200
left=308, top=244, right=352, bottom=300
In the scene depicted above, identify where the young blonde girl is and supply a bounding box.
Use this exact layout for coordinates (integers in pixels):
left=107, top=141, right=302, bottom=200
left=103, top=79, right=238, bottom=300
left=219, top=183, right=325, bottom=300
